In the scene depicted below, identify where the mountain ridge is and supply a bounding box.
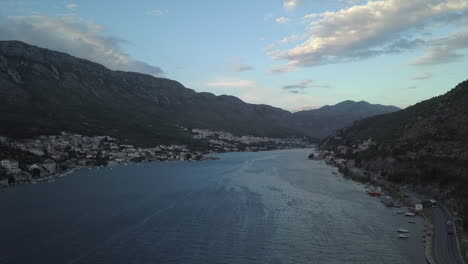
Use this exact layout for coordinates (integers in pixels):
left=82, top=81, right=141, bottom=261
left=0, top=40, right=399, bottom=145
left=293, top=100, right=400, bottom=138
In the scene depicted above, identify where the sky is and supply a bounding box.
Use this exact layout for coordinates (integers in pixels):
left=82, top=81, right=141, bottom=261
left=0, top=0, right=467, bottom=111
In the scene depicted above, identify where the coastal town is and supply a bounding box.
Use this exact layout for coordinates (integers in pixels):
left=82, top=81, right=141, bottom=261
left=0, top=129, right=311, bottom=187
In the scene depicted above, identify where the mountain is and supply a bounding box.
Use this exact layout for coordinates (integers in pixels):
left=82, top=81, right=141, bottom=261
left=0, top=40, right=400, bottom=146
left=321, top=80, right=468, bottom=212
left=293, top=100, right=400, bottom=138
left=0, top=41, right=307, bottom=146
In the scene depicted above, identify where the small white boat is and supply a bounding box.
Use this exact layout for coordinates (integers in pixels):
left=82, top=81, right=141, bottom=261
left=405, top=213, right=416, bottom=217
left=399, top=234, right=410, bottom=239
left=408, top=220, right=416, bottom=224
left=397, top=228, right=409, bottom=233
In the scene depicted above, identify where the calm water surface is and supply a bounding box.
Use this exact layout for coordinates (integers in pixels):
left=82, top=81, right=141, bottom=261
left=0, top=149, right=426, bottom=264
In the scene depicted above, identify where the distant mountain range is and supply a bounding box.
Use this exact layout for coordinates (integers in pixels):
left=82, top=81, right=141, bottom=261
left=0, top=40, right=398, bottom=146
left=294, top=100, right=400, bottom=138
left=321, top=80, right=468, bottom=211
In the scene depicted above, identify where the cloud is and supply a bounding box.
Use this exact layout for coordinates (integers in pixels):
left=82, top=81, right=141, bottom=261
left=276, top=17, right=290, bottom=24
left=284, top=0, right=301, bottom=12
left=283, top=79, right=314, bottom=90
left=230, top=58, right=253, bottom=72
left=270, top=0, right=468, bottom=72
left=0, top=14, right=163, bottom=76
left=411, top=72, right=433, bottom=80
left=205, top=78, right=257, bottom=89
left=282, top=79, right=330, bottom=94
left=338, top=0, right=367, bottom=5
left=278, top=34, right=303, bottom=44
left=146, top=9, right=168, bottom=16
left=66, top=3, right=78, bottom=11
left=411, top=28, right=468, bottom=65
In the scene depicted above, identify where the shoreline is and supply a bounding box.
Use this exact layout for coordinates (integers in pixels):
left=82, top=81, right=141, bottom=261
left=3, top=147, right=313, bottom=188
left=311, top=148, right=437, bottom=264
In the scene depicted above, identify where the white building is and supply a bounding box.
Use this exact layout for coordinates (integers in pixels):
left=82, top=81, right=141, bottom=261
left=43, top=160, right=56, bottom=174
left=0, top=159, right=21, bottom=174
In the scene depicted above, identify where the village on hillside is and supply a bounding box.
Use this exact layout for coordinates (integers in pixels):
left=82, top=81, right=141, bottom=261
left=0, top=129, right=311, bottom=187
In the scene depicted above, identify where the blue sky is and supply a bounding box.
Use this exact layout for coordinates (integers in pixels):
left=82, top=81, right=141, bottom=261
left=1, top=0, right=467, bottom=111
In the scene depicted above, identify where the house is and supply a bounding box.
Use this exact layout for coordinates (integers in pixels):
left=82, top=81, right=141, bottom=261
left=28, top=164, right=46, bottom=177
left=29, top=148, right=45, bottom=156
left=0, top=159, right=21, bottom=174
left=43, top=159, right=56, bottom=174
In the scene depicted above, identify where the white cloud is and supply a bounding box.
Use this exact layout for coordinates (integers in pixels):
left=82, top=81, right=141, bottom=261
left=0, top=14, right=164, bottom=76
left=284, top=0, right=301, bottom=12
left=411, top=28, right=468, bottom=65
left=205, top=78, right=257, bottom=89
left=146, top=9, right=168, bottom=16
left=276, top=17, right=290, bottom=24
left=270, top=0, right=468, bottom=72
left=278, top=34, right=302, bottom=44
left=66, top=3, right=78, bottom=11
left=411, top=72, right=433, bottom=80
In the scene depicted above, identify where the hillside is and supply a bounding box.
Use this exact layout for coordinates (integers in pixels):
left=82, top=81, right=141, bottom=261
left=321, top=80, right=468, bottom=212
left=0, top=41, right=305, bottom=146
left=0, top=40, right=400, bottom=146
left=293, top=101, right=399, bottom=138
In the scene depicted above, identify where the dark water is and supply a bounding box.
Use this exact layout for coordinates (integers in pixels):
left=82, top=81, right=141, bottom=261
left=0, top=149, right=426, bottom=264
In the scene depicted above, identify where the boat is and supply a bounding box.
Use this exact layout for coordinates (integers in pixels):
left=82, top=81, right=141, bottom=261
left=405, top=212, right=416, bottom=217
left=408, top=220, right=416, bottom=224
left=367, top=186, right=382, bottom=196
left=381, top=196, right=394, bottom=206
left=399, top=234, right=410, bottom=239
left=397, top=228, right=409, bottom=233
left=396, top=211, right=404, bottom=214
